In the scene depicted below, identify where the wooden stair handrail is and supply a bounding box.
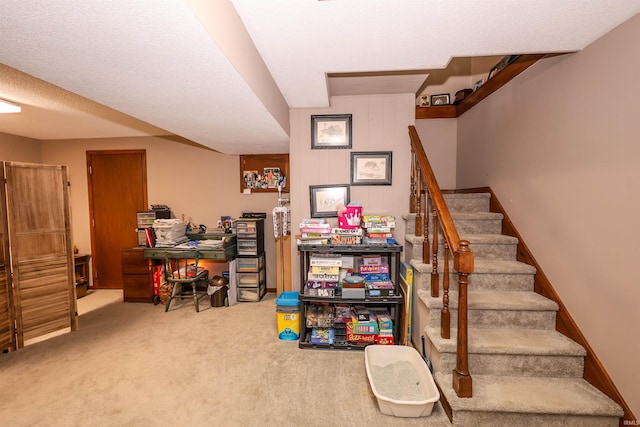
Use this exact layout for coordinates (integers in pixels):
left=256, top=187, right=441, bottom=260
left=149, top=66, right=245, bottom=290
left=409, top=125, right=474, bottom=398
left=409, top=126, right=464, bottom=257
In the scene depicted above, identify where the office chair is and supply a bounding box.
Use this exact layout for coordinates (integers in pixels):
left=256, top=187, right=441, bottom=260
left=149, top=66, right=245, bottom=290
left=164, top=250, right=209, bottom=312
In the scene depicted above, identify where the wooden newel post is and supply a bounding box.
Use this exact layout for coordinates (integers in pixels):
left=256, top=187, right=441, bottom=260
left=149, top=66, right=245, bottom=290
left=453, top=240, right=474, bottom=398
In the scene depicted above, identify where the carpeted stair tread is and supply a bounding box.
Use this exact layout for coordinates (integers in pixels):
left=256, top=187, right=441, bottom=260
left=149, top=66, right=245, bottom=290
left=435, top=373, right=624, bottom=417
left=426, top=326, right=586, bottom=356
left=443, top=192, right=491, bottom=200
left=459, top=233, right=519, bottom=245
left=443, top=193, right=491, bottom=213
left=419, top=290, right=558, bottom=311
left=416, top=232, right=517, bottom=245
left=433, top=211, right=504, bottom=220
left=411, top=258, right=536, bottom=275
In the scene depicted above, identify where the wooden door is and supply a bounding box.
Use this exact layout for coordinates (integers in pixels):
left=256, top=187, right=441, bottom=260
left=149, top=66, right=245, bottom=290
left=87, top=151, right=147, bottom=289
left=0, top=165, right=15, bottom=352
left=4, top=162, right=76, bottom=348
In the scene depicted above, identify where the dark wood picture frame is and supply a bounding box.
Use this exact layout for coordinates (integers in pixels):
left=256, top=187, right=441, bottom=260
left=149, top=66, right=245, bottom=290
left=350, top=151, right=392, bottom=186
left=309, top=184, right=350, bottom=218
left=311, top=114, right=352, bottom=149
left=239, top=153, right=289, bottom=193
left=430, top=94, right=450, bottom=106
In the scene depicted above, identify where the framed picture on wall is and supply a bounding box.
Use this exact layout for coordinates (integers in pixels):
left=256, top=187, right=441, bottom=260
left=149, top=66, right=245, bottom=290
left=350, top=151, right=392, bottom=185
left=309, top=184, right=350, bottom=217
left=311, top=114, right=352, bottom=149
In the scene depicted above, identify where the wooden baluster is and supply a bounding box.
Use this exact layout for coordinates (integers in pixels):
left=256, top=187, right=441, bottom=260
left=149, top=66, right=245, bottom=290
left=410, top=149, right=416, bottom=213
left=415, top=172, right=422, bottom=237
left=453, top=240, right=473, bottom=398
left=430, top=208, right=439, bottom=297
left=441, top=241, right=451, bottom=339
left=422, top=188, right=430, bottom=260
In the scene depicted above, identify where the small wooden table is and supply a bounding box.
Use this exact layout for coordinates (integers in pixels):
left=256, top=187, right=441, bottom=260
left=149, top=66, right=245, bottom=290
left=74, top=254, right=91, bottom=298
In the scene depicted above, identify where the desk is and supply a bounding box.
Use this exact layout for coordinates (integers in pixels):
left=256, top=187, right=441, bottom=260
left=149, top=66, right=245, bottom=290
left=143, top=240, right=237, bottom=305
left=144, top=231, right=237, bottom=261
left=143, top=245, right=236, bottom=261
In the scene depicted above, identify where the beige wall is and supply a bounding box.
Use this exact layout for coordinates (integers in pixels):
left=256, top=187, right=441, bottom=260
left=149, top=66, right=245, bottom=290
left=40, top=136, right=281, bottom=289
left=456, top=14, right=640, bottom=415
left=289, top=94, right=415, bottom=289
left=414, top=118, right=458, bottom=190
left=0, top=133, right=42, bottom=163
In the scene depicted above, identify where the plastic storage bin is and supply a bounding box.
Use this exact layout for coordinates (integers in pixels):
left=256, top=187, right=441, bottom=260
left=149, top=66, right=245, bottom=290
left=364, top=345, right=440, bottom=417
left=276, top=291, right=300, bottom=340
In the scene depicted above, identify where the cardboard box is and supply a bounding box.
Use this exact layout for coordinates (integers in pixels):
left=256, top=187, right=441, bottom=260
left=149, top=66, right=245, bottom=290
left=376, top=314, right=393, bottom=330
left=346, top=322, right=377, bottom=343
left=361, top=255, right=382, bottom=266
left=342, top=287, right=365, bottom=299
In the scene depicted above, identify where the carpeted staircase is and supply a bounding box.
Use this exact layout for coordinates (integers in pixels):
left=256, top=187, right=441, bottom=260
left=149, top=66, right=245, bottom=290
left=403, top=192, right=623, bottom=427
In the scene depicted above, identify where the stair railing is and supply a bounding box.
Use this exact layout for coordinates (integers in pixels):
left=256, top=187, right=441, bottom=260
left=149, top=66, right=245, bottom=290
left=408, top=125, right=474, bottom=398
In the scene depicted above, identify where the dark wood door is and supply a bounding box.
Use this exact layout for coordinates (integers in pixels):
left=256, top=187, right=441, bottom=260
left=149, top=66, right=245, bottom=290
left=87, top=151, right=147, bottom=289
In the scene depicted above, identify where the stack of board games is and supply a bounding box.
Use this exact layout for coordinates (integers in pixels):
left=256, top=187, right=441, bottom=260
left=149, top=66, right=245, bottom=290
left=361, top=215, right=396, bottom=244
left=307, top=304, right=334, bottom=344
left=305, top=303, right=395, bottom=346
left=359, top=255, right=395, bottom=297
left=306, top=253, right=341, bottom=297
left=297, top=218, right=331, bottom=244
left=330, top=227, right=363, bottom=245
left=345, top=306, right=394, bottom=345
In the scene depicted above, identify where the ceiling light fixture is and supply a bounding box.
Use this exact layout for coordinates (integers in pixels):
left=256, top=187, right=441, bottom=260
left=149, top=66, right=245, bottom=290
left=0, top=99, right=21, bottom=113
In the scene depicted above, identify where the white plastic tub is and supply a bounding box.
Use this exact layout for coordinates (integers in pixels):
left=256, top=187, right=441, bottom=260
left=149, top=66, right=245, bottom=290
left=364, top=345, right=440, bottom=417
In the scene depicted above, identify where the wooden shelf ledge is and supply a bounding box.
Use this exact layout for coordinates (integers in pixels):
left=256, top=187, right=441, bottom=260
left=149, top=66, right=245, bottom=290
left=416, top=54, right=549, bottom=119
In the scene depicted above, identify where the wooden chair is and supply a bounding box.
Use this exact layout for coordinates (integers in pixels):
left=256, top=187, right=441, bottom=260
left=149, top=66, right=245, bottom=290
left=163, top=250, right=209, bottom=312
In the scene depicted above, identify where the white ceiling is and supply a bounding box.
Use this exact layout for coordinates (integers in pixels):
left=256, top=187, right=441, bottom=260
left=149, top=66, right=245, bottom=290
left=0, top=1, right=639, bottom=155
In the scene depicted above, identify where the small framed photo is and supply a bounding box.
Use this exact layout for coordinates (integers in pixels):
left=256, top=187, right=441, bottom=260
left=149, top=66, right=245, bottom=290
left=487, top=65, right=500, bottom=80
left=430, top=94, right=450, bottom=106
left=473, top=79, right=483, bottom=91
left=311, top=114, right=352, bottom=149
left=309, top=184, right=350, bottom=217
left=350, top=151, right=392, bottom=186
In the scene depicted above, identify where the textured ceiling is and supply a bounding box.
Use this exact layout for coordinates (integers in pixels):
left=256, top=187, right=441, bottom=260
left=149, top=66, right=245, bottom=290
left=0, top=0, right=639, bottom=154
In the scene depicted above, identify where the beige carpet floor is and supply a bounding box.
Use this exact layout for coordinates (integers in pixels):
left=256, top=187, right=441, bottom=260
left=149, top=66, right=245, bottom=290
left=0, top=290, right=451, bottom=427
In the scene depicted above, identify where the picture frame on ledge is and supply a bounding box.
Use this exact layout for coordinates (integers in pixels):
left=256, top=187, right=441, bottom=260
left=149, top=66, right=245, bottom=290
left=430, top=94, right=450, bottom=106
left=311, top=114, right=352, bottom=149
left=350, top=151, right=392, bottom=186
left=309, top=184, right=350, bottom=218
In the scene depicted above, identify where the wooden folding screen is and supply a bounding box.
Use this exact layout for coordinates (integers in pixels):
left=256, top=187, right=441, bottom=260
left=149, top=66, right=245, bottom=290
left=0, top=165, right=15, bottom=351
left=1, top=162, right=76, bottom=350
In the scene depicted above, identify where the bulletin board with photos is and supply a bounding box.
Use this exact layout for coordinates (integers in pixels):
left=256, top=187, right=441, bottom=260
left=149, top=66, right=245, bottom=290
left=239, top=154, right=289, bottom=193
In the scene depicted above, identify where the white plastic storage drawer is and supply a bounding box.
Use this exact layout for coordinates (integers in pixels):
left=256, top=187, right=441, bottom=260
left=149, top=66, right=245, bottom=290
left=137, top=211, right=156, bottom=228
left=236, top=222, right=257, bottom=238
left=236, top=253, right=265, bottom=272
left=237, top=282, right=266, bottom=302
left=236, top=269, right=265, bottom=288
left=237, top=240, right=258, bottom=256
